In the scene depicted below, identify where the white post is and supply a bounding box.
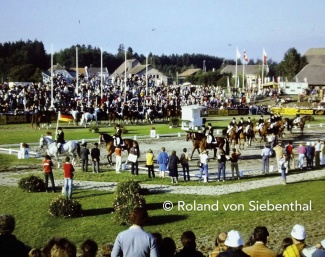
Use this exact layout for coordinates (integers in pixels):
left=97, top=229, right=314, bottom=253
left=124, top=49, right=127, bottom=103
left=50, top=44, right=54, bottom=108
left=146, top=53, right=148, bottom=96
left=134, top=135, right=137, bottom=140
left=100, top=47, right=103, bottom=99
left=76, top=46, right=79, bottom=95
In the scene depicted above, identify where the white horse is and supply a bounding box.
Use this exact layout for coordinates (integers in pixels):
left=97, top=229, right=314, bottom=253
left=80, top=111, right=98, bottom=127
left=39, top=136, right=81, bottom=167
left=70, top=109, right=79, bottom=126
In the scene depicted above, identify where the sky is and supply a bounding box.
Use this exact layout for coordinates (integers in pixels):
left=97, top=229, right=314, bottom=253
left=1, top=0, right=325, bottom=63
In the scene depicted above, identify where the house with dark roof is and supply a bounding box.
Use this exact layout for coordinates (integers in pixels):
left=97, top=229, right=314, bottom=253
left=221, top=65, right=265, bottom=88
left=295, top=48, right=325, bottom=87
left=109, top=59, right=170, bottom=86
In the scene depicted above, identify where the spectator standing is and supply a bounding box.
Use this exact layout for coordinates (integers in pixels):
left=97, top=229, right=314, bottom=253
left=115, top=144, right=122, bottom=173
left=168, top=150, right=180, bottom=184
left=157, top=147, right=168, bottom=179
left=321, top=141, right=325, bottom=165
left=314, top=139, right=322, bottom=167
left=242, top=226, right=277, bottom=257
left=273, top=142, right=284, bottom=172
left=160, top=237, right=176, bottom=257
left=180, top=148, right=190, bottom=181
left=285, top=141, right=294, bottom=170
left=111, top=207, right=159, bottom=257
left=129, top=141, right=140, bottom=175
left=146, top=149, right=155, bottom=178
left=217, top=149, right=227, bottom=182
left=91, top=143, right=100, bottom=173
left=199, top=150, right=209, bottom=182
left=297, top=143, right=307, bottom=169
left=261, top=144, right=272, bottom=174
left=283, top=224, right=307, bottom=257
left=278, top=153, right=289, bottom=184
left=80, top=142, right=90, bottom=172
left=0, top=214, right=30, bottom=257
left=63, top=156, right=75, bottom=200
left=43, top=154, right=55, bottom=193
left=230, top=148, right=241, bottom=180
left=305, top=142, right=313, bottom=169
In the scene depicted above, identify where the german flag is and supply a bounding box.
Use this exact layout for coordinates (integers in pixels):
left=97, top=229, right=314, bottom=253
left=59, top=113, right=74, bottom=122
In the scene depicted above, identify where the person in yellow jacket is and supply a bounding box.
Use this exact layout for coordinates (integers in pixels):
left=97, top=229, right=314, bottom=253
left=146, top=149, right=155, bottom=178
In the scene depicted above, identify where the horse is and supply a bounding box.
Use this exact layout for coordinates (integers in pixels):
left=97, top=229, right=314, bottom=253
left=244, top=126, right=256, bottom=146
left=39, top=136, right=81, bottom=167
left=70, top=109, right=80, bottom=126
left=185, top=131, right=224, bottom=159
left=31, top=110, right=53, bottom=130
left=80, top=111, right=98, bottom=127
left=99, top=133, right=140, bottom=165
left=284, top=117, right=305, bottom=135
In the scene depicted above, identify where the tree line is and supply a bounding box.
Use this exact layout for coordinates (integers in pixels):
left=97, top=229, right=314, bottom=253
left=0, top=40, right=307, bottom=87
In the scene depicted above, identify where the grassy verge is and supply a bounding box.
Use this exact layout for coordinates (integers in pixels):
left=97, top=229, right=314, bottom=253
left=1, top=178, right=324, bottom=254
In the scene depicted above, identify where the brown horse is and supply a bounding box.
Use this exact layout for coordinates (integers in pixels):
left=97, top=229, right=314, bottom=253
left=284, top=117, right=306, bottom=135
left=31, top=110, right=53, bottom=130
left=99, top=133, right=139, bottom=165
left=185, top=131, right=224, bottom=159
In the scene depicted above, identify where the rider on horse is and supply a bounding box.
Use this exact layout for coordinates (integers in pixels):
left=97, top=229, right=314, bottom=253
left=56, top=127, right=65, bottom=154
left=257, top=115, right=264, bottom=131
left=227, top=117, right=236, bottom=135
left=237, top=117, right=245, bottom=134
left=204, top=123, right=215, bottom=144
left=245, top=116, right=253, bottom=133
left=113, top=124, right=124, bottom=148
left=293, top=114, right=301, bottom=124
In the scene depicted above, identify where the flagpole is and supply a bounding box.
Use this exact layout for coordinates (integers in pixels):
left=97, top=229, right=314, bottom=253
left=242, top=55, right=245, bottom=92
left=55, top=111, right=60, bottom=140
left=50, top=44, right=54, bottom=108
left=76, top=46, right=79, bottom=96
left=146, top=52, right=148, bottom=96
left=100, top=47, right=103, bottom=100
left=235, top=47, right=238, bottom=88
left=124, top=49, right=127, bottom=103
left=262, top=48, right=264, bottom=90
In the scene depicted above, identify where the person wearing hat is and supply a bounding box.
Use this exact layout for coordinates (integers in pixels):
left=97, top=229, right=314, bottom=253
left=80, top=142, right=90, bottom=172
left=0, top=214, right=30, bottom=256
left=242, top=226, right=277, bottom=257
left=199, top=149, right=209, bottom=183
left=91, top=142, right=100, bottom=173
left=113, top=124, right=124, bottom=147
left=56, top=127, right=65, bottom=154
left=206, top=123, right=215, bottom=144
left=283, top=224, right=307, bottom=257
left=210, top=232, right=227, bottom=257
left=43, top=154, right=56, bottom=192
left=180, top=148, right=190, bottom=181
left=218, top=230, right=249, bottom=257
left=257, top=116, right=264, bottom=131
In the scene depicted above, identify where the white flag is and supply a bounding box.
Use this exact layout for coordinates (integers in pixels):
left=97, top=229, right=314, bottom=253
left=263, top=48, right=267, bottom=64
left=236, top=47, right=241, bottom=59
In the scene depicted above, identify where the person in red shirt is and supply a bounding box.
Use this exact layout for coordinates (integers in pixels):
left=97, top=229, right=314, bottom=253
left=43, top=155, right=55, bottom=192
left=62, top=156, right=75, bottom=200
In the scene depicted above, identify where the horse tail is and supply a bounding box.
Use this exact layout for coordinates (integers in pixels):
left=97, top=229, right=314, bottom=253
left=77, top=143, right=81, bottom=158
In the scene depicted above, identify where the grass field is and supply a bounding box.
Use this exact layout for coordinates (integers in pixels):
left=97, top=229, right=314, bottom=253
left=1, top=97, right=325, bottom=255
left=1, top=178, right=325, bottom=254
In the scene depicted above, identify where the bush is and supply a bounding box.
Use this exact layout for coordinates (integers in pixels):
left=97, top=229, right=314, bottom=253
left=18, top=175, right=45, bottom=192
left=113, top=180, right=146, bottom=225
left=49, top=197, right=82, bottom=218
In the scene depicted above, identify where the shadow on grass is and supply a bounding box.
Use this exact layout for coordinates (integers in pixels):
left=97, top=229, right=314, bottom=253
left=287, top=177, right=325, bottom=185
left=148, top=214, right=188, bottom=226
left=82, top=207, right=114, bottom=217
left=72, top=190, right=114, bottom=199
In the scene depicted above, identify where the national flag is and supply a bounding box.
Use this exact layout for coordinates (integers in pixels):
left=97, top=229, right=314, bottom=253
left=59, top=113, right=74, bottom=122
left=263, top=48, right=267, bottom=64
left=243, top=50, right=248, bottom=63
left=236, top=47, right=241, bottom=59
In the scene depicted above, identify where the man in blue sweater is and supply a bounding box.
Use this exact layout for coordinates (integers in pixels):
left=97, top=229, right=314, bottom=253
left=111, top=207, right=159, bottom=257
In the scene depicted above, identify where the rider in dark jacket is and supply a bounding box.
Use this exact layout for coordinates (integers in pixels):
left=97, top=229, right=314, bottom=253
left=56, top=127, right=65, bottom=154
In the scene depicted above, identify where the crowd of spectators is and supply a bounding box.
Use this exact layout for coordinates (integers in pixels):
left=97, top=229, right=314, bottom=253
left=0, top=74, right=274, bottom=118
left=1, top=211, right=325, bottom=257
